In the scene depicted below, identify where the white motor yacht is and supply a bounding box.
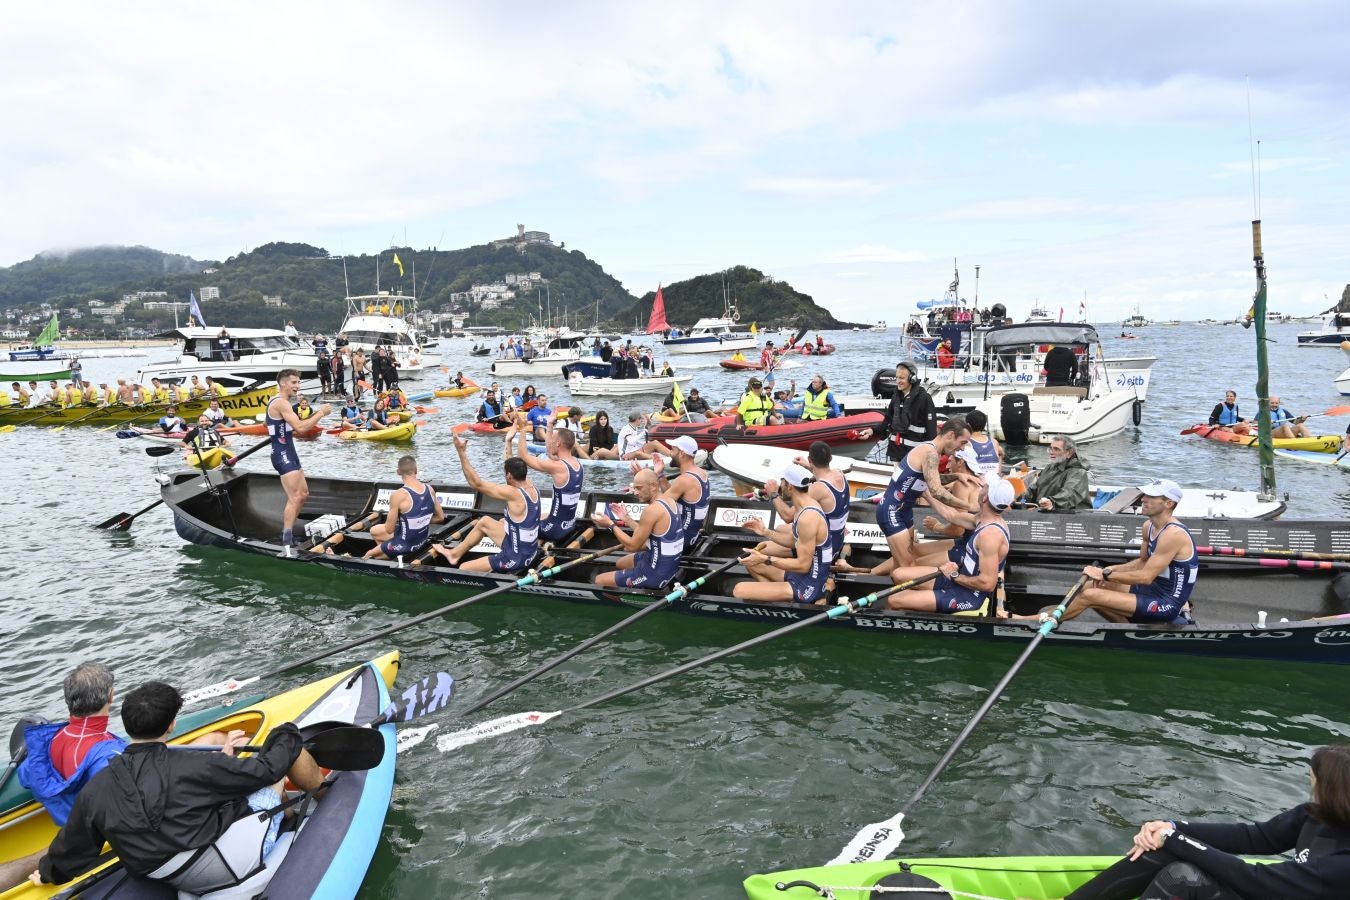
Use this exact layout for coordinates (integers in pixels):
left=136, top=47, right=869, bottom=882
left=490, top=331, right=586, bottom=377
left=338, top=291, right=441, bottom=378
left=137, top=327, right=319, bottom=391
left=1296, top=311, right=1350, bottom=348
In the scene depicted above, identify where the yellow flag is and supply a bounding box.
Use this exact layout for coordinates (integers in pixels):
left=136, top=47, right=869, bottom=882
left=671, top=379, right=685, bottom=413
left=750, top=321, right=758, bottom=336
left=393, top=253, right=405, bottom=278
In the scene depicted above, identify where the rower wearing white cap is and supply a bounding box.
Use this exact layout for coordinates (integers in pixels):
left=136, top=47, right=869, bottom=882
left=1061, top=478, right=1198, bottom=624
left=735, top=463, right=833, bottom=604
left=651, top=435, right=710, bottom=552
left=885, top=476, right=1014, bottom=615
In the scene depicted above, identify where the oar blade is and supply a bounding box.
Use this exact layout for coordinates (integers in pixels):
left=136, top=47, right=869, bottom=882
left=303, top=726, right=386, bottom=770
left=1324, top=404, right=1350, bottom=417
left=145, top=445, right=176, bottom=457
left=371, top=672, right=454, bottom=727
left=435, top=711, right=560, bottom=754
left=10, top=714, right=49, bottom=757
left=827, top=811, right=907, bottom=866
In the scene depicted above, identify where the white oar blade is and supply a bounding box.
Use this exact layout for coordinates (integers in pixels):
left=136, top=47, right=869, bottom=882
left=435, top=711, right=560, bottom=753
left=182, top=676, right=259, bottom=707
left=396, top=724, right=439, bottom=754
left=827, top=812, right=906, bottom=866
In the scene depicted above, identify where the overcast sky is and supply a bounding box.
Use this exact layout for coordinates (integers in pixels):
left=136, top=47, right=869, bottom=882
left=4, top=2, right=1348, bottom=321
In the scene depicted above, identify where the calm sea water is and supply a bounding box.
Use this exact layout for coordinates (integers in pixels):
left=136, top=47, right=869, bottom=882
left=1, top=322, right=1346, bottom=898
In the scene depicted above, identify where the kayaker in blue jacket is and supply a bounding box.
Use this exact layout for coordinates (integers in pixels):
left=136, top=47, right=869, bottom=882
left=1207, top=390, right=1251, bottom=434
left=1066, top=743, right=1350, bottom=900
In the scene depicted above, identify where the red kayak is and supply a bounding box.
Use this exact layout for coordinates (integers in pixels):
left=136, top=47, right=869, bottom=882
left=648, top=411, right=883, bottom=458
left=719, top=358, right=767, bottom=371
left=796, top=344, right=835, bottom=356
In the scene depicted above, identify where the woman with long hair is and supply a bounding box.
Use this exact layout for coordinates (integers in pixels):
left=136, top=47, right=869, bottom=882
left=588, top=411, right=618, bottom=460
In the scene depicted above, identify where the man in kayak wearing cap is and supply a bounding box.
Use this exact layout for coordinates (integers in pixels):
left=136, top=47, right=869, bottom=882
left=885, top=476, right=1014, bottom=614
left=735, top=463, right=833, bottom=604
left=1060, top=478, right=1198, bottom=624
left=877, top=360, right=936, bottom=463
left=650, top=435, right=711, bottom=552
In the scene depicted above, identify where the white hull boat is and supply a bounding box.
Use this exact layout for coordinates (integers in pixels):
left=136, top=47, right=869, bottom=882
left=490, top=331, right=586, bottom=377
left=1296, top=313, right=1350, bottom=348
left=662, top=316, right=758, bottom=354
left=1336, top=344, right=1350, bottom=395
left=710, top=443, right=1287, bottom=520
left=138, top=327, right=320, bottom=391
left=340, top=291, right=441, bottom=377
left=566, top=372, right=693, bottom=396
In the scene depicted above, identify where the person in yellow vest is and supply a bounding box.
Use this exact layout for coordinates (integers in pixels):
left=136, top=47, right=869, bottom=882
left=736, top=377, right=774, bottom=427
left=82, top=382, right=100, bottom=404
left=149, top=378, right=171, bottom=404
left=99, top=382, right=116, bottom=406
left=296, top=396, right=315, bottom=420
left=47, top=381, right=66, bottom=407
left=731, top=350, right=747, bottom=363
left=800, top=374, right=842, bottom=422
left=188, top=375, right=206, bottom=399
left=174, top=382, right=191, bottom=403
left=379, top=301, right=391, bottom=315
left=0, top=384, right=12, bottom=407
left=64, top=382, right=82, bottom=406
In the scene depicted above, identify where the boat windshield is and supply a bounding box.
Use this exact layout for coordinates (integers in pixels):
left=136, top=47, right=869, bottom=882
left=183, top=335, right=299, bottom=360
left=345, top=329, right=417, bottom=347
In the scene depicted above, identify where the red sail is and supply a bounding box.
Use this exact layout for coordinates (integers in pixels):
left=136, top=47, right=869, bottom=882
left=647, top=285, right=670, bottom=333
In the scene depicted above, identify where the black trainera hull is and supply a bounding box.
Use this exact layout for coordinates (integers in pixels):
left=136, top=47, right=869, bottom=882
left=160, top=470, right=1350, bottom=665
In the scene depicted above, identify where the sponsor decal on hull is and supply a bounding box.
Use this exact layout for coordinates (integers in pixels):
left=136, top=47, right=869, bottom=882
left=1125, top=630, right=1294, bottom=642
left=1314, top=629, right=1350, bottom=646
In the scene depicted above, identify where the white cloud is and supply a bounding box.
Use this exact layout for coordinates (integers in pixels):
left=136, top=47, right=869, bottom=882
left=747, top=177, right=884, bottom=196
left=828, top=245, right=926, bottom=263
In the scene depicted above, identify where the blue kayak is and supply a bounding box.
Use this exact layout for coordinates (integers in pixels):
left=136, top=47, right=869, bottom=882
left=1275, top=448, right=1350, bottom=469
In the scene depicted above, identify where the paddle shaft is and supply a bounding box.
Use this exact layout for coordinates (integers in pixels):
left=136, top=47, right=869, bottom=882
left=95, top=499, right=164, bottom=530
left=459, top=556, right=746, bottom=716
left=223, top=435, right=273, bottom=467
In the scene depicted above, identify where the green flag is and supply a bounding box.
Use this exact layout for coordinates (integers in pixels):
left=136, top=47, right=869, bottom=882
left=33, top=313, right=59, bottom=347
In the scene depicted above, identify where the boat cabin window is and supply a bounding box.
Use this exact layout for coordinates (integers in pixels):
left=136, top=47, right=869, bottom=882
left=345, top=329, right=416, bottom=347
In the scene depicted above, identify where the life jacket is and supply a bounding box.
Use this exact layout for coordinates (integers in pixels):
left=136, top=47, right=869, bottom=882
left=801, top=387, right=832, bottom=421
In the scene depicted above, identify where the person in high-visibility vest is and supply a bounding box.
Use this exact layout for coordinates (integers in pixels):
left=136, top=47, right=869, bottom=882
left=800, top=375, right=841, bottom=421
left=736, top=378, right=774, bottom=427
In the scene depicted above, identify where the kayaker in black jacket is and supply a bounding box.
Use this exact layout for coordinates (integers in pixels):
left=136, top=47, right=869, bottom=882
left=878, top=361, right=936, bottom=462
left=1066, top=743, right=1350, bottom=900
left=33, top=681, right=323, bottom=889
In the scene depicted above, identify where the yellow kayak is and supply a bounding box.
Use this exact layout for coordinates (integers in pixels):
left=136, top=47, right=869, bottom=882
left=1186, top=424, right=1343, bottom=452
left=434, top=384, right=479, bottom=398
left=0, top=652, right=399, bottom=900
left=338, top=420, right=421, bottom=441
left=181, top=445, right=235, bottom=470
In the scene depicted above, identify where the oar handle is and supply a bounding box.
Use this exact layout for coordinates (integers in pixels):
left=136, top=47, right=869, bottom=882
left=224, top=436, right=274, bottom=467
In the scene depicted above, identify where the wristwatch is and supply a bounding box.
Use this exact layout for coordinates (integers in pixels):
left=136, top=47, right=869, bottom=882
left=1102, top=567, right=1113, bottom=581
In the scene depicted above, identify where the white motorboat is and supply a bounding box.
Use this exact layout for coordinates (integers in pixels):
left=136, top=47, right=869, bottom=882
left=869, top=321, right=888, bottom=332
left=1122, top=305, right=1151, bottom=328
left=490, top=332, right=586, bottom=377
left=842, top=322, right=1148, bottom=446
left=1024, top=303, right=1055, bottom=323
left=338, top=291, right=442, bottom=378
left=1336, top=343, right=1350, bottom=395
left=137, top=327, right=319, bottom=391
left=709, top=443, right=1287, bottom=520
left=1296, top=311, right=1350, bottom=348
left=661, top=317, right=758, bottom=354
left=566, top=372, right=693, bottom=397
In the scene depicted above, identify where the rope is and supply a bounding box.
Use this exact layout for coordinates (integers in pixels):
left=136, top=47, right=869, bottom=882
left=794, top=886, right=1005, bottom=900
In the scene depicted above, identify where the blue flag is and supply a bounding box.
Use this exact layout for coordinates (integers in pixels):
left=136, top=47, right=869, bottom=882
left=189, top=291, right=207, bottom=327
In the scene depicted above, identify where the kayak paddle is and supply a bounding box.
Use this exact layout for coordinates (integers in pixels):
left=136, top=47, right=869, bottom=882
left=0, top=715, right=49, bottom=792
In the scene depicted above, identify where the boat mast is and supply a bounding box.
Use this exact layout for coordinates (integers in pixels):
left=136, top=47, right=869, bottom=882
left=1246, top=80, right=1276, bottom=498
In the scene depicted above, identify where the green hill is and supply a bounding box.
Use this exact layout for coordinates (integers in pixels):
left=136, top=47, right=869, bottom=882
left=0, top=246, right=210, bottom=308
left=626, top=266, right=852, bottom=330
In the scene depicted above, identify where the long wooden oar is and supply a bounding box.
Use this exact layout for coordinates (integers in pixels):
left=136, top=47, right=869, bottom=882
left=180, top=545, right=623, bottom=706
left=430, top=571, right=944, bottom=753
left=827, top=573, right=1091, bottom=865
left=50, top=404, right=113, bottom=433
left=458, top=557, right=747, bottom=717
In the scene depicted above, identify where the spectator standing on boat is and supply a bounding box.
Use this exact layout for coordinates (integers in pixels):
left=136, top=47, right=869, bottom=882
left=430, top=436, right=540, bottom=573
left=650, top=435, right=710, bottom=551
left=1026, top=435, right=1090, bottom=511
left=877, top=360, right=936, bottom=462
left=370, top=346, right=387, bottom=393
left=514, top=428, right=584, bottom=543
left=313, top=336, right=332, bottom=395
left=29, top=681, right=324, bottom=892
left=1207, top=389, right=1250, bottom=434
left=590, top=468, right=685, bottom=589
left=1044, top=344, right=1078, bottom=386
left=215, top=328, right=235, bottom=362
left=587, top=411, right=619, bottom=459
left=965, top=409, right=1004, bottom=477
left=800, top=375, right=841, bottom=421
left=1059, top=478, right=1197, bottom=624
left=600, top=340, right=613, bottom=363
left=1270, top=396, right=1313, bottom=439
left=935, top=339, right=955, bottom=369
left=735, top=464, right=833, bottom=604
left=760, top=340, right=777, bottom=371
left=877, top=417, right=979, bottom=567
left=660, top=360, right=675, bottom=377
left=69, top=358, right=83, bottom=389
left=364, top=455, right=445, bottom=561
left=283, top=320, right=297, bottom=341
left=267, top=369, right=331, bottom=552
left=884, top=477, right=1013, bottom=614
left=330, top=348, right=346, bottom=393
left=1065, top=744, right=1350, bottom=900
left=334, top=331, right=349, bottom=352
left=736, top=377, right=775, bottom=427
left=350, top=348, right=368, bottom=396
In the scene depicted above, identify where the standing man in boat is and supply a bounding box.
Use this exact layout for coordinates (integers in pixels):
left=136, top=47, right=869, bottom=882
left=878, top=360, right=937, bottom=463
left=429, top=435, right=540, bottom=573
left=514, top=427, right=584, bottom=544
left=267, top=369, right=331, bottom=552
left=799, top=375, right=842, bottom=422
left=651, top=435, right=710, bottom=552
left=884, top=477, right=1013, bottom=614
left=735, top=464, right=833, bottom=604
left=1207, top=389, right=1251, bottom=435
left=590, top=468, right=685, bottom=589
left=1058, top=479, right=1198, bottom=624
left=365, top=455, right=445, bottom=560
left=877, top=417, right=979, bottom=567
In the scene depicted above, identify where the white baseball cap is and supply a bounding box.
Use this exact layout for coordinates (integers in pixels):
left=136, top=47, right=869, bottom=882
left=953, top=445, right=980, bottom=469
left=1140, top=478, right=1184, bottom=503
left=670, top=435, right=699, bottom=457
left=778, top=463, right=813, bottom=488
left=986, top=477, right=1016, bottom=509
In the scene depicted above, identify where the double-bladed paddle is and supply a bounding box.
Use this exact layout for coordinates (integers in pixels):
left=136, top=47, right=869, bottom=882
left=0, top=715, right=49, bottom=792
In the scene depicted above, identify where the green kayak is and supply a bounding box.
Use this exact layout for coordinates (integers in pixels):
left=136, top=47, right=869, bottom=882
left=744, top=855, right=1126, bottom=900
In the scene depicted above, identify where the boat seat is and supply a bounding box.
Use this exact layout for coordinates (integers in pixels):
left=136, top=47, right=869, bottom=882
left=1096, top=487, right=1143, bottom=515
left=1031, top=385, right=1088, bottom=399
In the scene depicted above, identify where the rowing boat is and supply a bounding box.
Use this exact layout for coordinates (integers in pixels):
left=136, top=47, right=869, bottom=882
left=0, top=653, right=398, bottom=900
left=337, top=420, right=421, bottom=441
left=0, top=386, right=277, bottom=429
left=709, top=443, right=1289, bottom=519
left=649, top=412, right=884, bottom=458
left=1186, top=423, right=1341, bottom=452
left=157, top=470, right=1350, bottom=664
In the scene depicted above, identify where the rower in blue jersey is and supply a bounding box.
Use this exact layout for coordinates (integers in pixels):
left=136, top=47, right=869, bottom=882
left=964, top=409, right=1004, bottom=478
left=591, top=468, right=685, bottom=588
left=429, top=434, right=539, bottom=573
left=514, top=427, right=583, bottom=542
left=735, top=464, right=833, bottom=604
left=364, top=455, right=446, bottom=560
left=746, top=441, right=852, bottom=568
left=875, top=417, right=980, bottom=567
left=886, top=477, right=1014, bottom=614
left=905, top=444, right=989, bottom=568
left=266, top=369, right=331, bottom=551
left=1059, top=478, right=1199, bottom=624
left=653, top=435, right=710, bottom=552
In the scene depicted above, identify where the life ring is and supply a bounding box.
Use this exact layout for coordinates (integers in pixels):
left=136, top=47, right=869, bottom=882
left=732, top=310, right=741, bottom=323
left=1132, top=398, right=1143, bottom=426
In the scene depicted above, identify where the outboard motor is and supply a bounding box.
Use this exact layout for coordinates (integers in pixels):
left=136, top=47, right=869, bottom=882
left=989, top=302, right=1007, bottom=322
left=870, top=368, right=897, bottom=399
left=1000, top=392, right=1031, bottom=445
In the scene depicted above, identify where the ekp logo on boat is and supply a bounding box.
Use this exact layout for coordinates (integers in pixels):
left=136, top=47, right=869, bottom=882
left=1314, top=629, right=1350, bottom=646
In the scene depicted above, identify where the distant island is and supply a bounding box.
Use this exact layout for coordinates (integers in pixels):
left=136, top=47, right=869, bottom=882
left=0, top=228, right=856, bottom=339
